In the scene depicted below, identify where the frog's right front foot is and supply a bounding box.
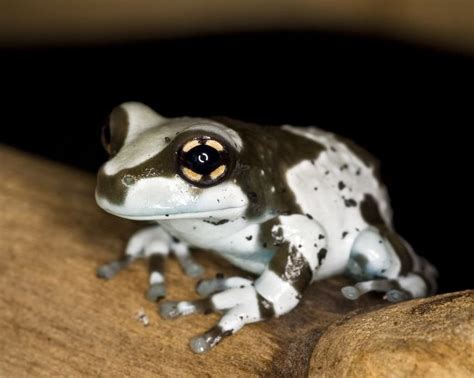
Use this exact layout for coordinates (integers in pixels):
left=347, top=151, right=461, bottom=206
left=97, top=253, right=136, bottom=280
left=97, top=226, right=202, bottom=302
left=97, top=226, right=173, bottom=302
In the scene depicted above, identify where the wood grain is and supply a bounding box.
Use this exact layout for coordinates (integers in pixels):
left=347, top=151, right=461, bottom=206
left=0, top=145, right=386, bottom=376
left=309, top=291, right=474, bottom=377
left=0, top=1, right=473, bottom=53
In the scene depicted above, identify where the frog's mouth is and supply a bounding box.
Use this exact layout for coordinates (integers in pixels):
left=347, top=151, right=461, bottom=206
left=96, top=193, right=246, bottom=221
left=102, top=207, right=246, bottom=221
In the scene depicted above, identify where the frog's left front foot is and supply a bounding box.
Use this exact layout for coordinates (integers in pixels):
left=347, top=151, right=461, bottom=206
left=159, top=277, right=263, bottom=353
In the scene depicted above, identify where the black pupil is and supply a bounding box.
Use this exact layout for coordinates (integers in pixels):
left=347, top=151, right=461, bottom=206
left=184, top=145, right=222, bottom=175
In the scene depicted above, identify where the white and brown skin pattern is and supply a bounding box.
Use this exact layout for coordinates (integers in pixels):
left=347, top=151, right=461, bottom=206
left=95, top=102, right=438, bottom=353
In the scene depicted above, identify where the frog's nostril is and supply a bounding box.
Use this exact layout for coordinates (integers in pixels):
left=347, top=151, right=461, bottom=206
left=122, top=175, right=136, bottom=187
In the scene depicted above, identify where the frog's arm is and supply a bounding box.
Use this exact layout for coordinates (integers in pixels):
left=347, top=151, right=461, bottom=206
left=97, top=225, right=204, bottom=301
left=160, top=215, right=327, bottom=353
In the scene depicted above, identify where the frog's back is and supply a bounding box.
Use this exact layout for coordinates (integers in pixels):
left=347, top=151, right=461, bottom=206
left=282, top=125, right=393, bottom=278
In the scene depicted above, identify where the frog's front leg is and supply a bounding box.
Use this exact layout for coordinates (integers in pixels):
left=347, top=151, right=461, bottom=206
left=172, top=239, right=205, bottom=278
left=97, top=225, right=204, bottom=301
left=160, top=215, right=327, bottom=353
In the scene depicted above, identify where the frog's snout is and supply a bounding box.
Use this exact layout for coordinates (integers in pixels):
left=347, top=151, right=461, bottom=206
left=95, top=167, right=131, bottom=206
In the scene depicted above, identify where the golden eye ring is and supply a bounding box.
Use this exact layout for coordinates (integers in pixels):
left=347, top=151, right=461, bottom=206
left=177, top=137, right=233, bottom=187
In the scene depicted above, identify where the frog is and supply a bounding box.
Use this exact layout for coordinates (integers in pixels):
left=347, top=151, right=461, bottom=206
left=95, top=102, right=438, bottom=353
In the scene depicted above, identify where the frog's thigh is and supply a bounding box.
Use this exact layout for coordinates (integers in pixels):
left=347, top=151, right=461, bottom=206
left=346, top=227, right=398, bottom=281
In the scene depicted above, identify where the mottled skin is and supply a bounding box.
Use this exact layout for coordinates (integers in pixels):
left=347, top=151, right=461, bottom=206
left=95, top=102, right=438, bottom=353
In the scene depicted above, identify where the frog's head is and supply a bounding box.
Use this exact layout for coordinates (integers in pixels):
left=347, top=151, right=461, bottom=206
left=95, top=102, right=248, bottom=220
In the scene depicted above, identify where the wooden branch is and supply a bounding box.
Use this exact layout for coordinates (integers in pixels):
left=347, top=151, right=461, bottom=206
left=309, top=291, right=474, bottom=377
left=0, top=1, right=473, bottom=53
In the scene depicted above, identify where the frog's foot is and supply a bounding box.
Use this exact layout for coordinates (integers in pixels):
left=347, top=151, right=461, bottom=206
left=172, top=242, right=204, bottom=278
left=96, top=255, right=135, bottom=280
left=159, top=285, right=263, bottom=353
left=341, top=278, right=412, bottom=303
left=196, top=275, right=253, bottom=297
left=97, top=226, right=172, bottom=301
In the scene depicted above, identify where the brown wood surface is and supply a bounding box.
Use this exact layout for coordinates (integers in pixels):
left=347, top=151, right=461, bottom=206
left=0, top=0, right=473, bottom=53
left=309, top=291, right=474, bottom=377
left=0, top=145, right=387, bottom=376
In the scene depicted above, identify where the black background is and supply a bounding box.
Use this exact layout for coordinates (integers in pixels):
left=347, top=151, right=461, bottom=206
left=1, top=31, right=472, bottom=293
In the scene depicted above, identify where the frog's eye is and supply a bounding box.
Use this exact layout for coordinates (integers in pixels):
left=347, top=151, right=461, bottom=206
left=177, top=138, right=232, bottom=187
left=101, top=119, right=113, bottom=155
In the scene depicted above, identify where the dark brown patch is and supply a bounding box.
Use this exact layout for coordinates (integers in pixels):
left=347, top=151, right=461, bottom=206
left=269, top=242, right=313, bottom=295
left=213, top=117, right=326, bottom=219
left=257, top=292, right=276, bottom=319
left=360, top=194, right=385, bottom=226
left=108, top=105, right=129, bottom=155
left=343, top=197, right=358, bottom=207
left=203, top=219, right=229, bottom=226
left=193, top=298, right=216, bottom=315
left=148, top=254, right=166, bottom=275
left=317, top=248, right=327, bottom=266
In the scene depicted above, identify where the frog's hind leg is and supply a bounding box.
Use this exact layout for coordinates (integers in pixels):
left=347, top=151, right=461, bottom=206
left=341, top=227, right=434, bottom=302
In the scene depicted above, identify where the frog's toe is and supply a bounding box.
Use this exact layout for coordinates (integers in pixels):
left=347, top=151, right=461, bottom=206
left=159, top=301, right=181, bottom=319
left=189, top=327, right=232, bottom=354
left=96, top=262, right=120, bottom=280
left=96, top=255, right=134, bottom=280
left=146, top=283, right=166, bottom=302
left=384, top=289, right=411, bottom=303
left=184, top=262, right=205, bottom=278
left=341, top=285, right=361, bottom=300
left=195, top=279, right=216, bottom=297
left=189, top=335, right=212, bottom=354
left=159, top=298, right=214, bottom=319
